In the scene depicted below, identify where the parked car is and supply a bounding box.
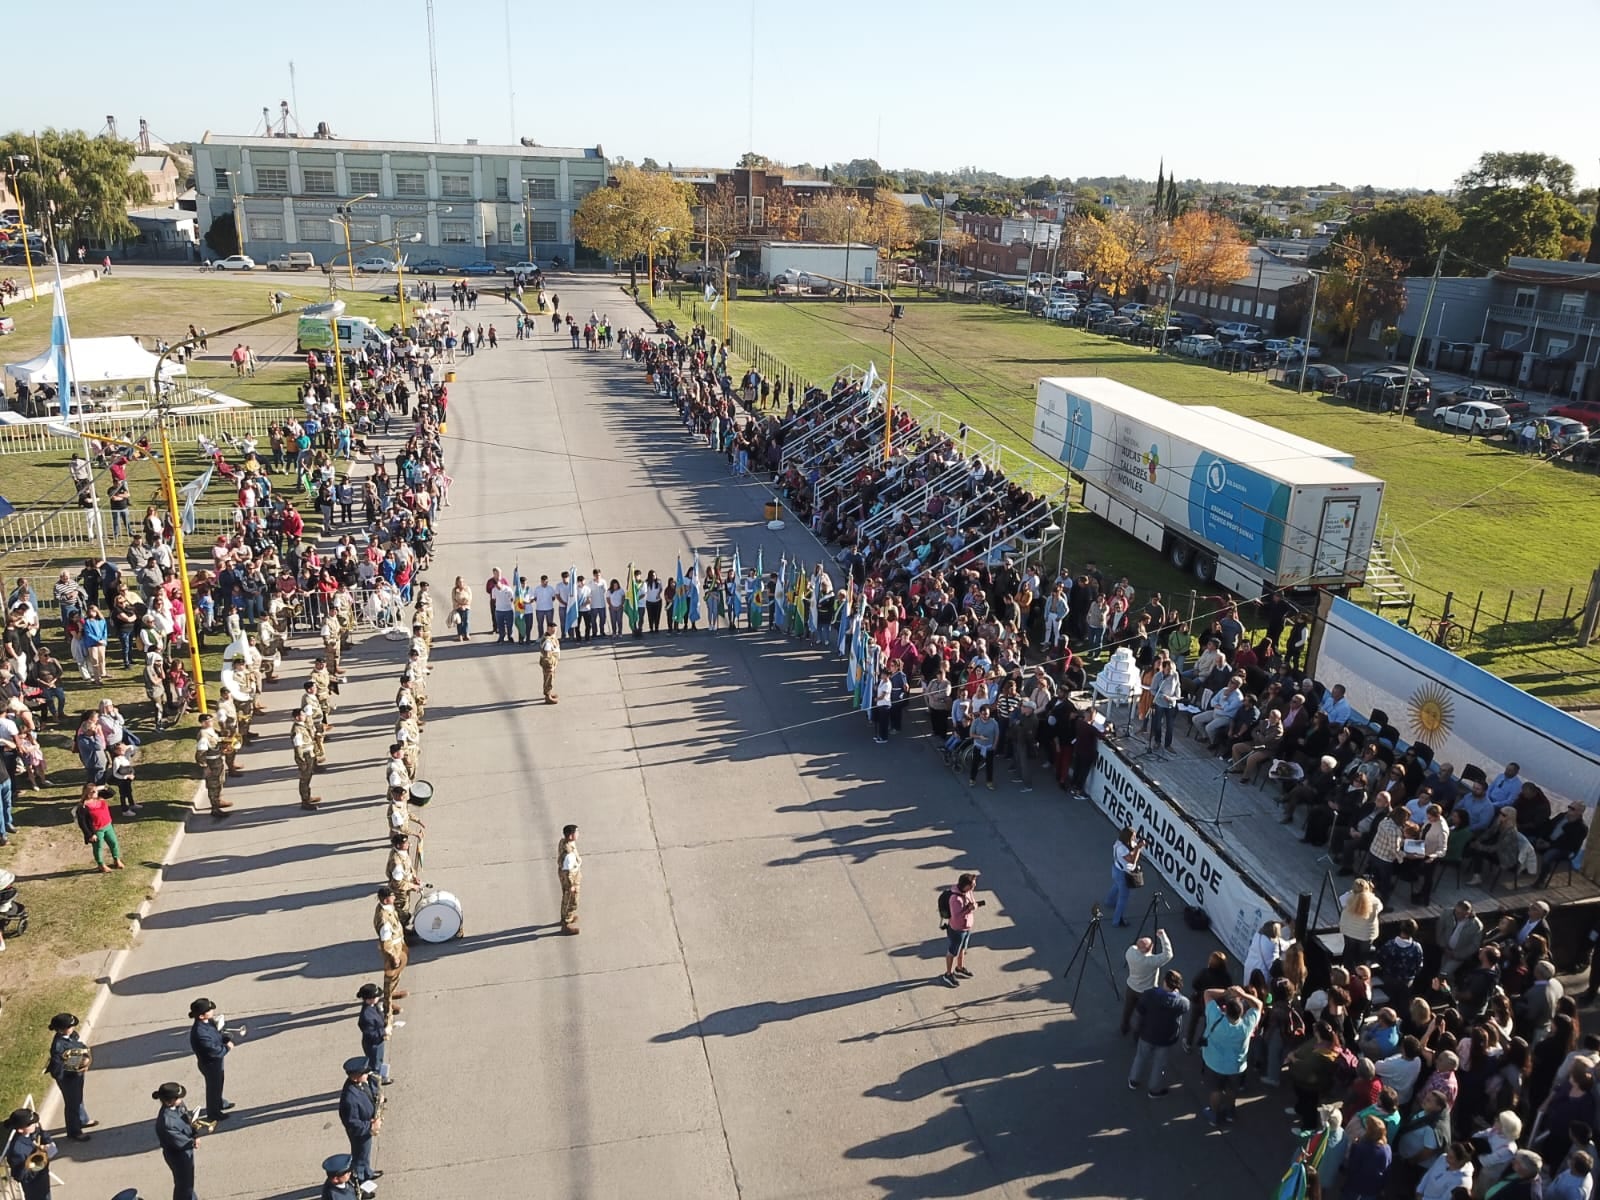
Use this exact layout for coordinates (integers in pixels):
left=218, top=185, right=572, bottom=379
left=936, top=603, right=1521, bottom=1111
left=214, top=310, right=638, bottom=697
left=1507, top=415, right=1590, bottom=451
left=1118, top=302, right=1152, bottom=318
left=1432, top=400, right=1511, bottom=434
left=1293, top=363, right=1348, bottom=393
left=409, top=258, right=447, bottom=275
left=1551, top=399, right=1600, bottom=425
left=1167, top=312, right=1214, bottom=336
left=1346, top=367, right=1430, bottom=412
left=457, top=261, right=498, bottom=276
left=952, top=266, right=974, bottom=279
left=1043, top=300, right=1078, bottom=321
left=355, top=257, right=394, bottom=274
left=1214, top=321, right=1265, bottom=341
left=1175, top=334, right=1220, bottom=359
left=211, top=255, right=256, bottom=271
left=266, top=252, right=316, bottom=271
left=506, top=261, right=541, bottom=277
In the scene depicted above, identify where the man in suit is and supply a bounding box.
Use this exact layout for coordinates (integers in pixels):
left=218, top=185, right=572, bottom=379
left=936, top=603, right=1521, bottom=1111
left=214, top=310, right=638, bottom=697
left=1488, top=901, right=1552, bottom=952
left=1533, top=802, right=1589, bottom=888
left=1515, top=959, right=1563, bottom=1044
left=187, top=998, right=235, bottom=1121
left=1435, top=900, right=1485, bottom=981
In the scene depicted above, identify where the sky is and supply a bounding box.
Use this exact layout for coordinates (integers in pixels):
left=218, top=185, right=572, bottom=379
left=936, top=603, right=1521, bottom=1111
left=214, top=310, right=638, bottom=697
left=11, top=0, right=1597, bottom=193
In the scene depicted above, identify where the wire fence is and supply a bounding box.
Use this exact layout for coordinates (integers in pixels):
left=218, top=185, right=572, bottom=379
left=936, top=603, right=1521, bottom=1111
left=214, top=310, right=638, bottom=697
left=0, top=504, right=271, bottom=555
left=1380, top=580, right=1597, bottom=655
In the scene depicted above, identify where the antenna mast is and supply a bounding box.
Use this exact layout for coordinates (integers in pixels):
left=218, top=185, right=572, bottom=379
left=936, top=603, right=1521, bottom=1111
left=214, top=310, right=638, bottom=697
left=426, top=0, right=442, bottom=142
left=289, top=61, right=302, bottom=134
left=504, top=0, right=515, bottom=141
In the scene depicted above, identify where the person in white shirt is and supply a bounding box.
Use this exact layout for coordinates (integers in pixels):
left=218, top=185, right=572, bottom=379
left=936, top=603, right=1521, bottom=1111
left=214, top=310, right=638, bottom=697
left=1373, top=1034, right=1425, bottom=1105
left=1121, top=928, right=1174, bottom=1035
left=1147, top=658, right=1182, bottom=751
left=531, top=575, right=557, bottom=636
left=491, top=580, right=516, bottom=643
left=1414, top=1142, right=1474, bottom=1200
left=583, top=570, right=605, bottom=642
left=1191, top=677, right=1244, bottom=745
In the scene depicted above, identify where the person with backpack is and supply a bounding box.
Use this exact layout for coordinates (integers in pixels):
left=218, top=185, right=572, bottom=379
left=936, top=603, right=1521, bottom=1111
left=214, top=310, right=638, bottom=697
left=939, top=873, right=984, bottom=988
left=77, top=785, right=124, bottom=872
left=1199, top=983, right=1262, bottom=1126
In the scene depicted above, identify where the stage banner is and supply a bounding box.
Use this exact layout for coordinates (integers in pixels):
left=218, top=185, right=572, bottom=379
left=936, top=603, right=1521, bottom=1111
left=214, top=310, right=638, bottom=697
left=1086, top=743, right=1283, bottom=962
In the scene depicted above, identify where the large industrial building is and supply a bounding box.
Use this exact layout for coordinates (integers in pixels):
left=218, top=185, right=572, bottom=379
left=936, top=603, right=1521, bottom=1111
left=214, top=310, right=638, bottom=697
left=193, top=130, right=607, bottom=268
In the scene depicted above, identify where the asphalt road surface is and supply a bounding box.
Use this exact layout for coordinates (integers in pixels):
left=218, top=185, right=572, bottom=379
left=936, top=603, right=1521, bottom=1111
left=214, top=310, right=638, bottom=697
left=59, top=277, right=1280, bottom=1199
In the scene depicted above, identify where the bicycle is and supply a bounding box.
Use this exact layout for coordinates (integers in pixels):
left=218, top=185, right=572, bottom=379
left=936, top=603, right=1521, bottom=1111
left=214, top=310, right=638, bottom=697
left=1400, top=612, right=1465, bottom=651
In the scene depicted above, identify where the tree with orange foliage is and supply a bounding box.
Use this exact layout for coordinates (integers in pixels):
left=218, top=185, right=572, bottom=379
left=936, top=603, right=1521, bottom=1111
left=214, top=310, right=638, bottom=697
left=1162, top=211, right=1252, bottom=295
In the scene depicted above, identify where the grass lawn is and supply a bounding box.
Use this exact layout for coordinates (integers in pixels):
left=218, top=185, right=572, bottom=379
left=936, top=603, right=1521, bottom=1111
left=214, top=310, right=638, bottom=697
left=1, top=273, right=400, bottom=399
left=654, top=291, right=1600, bottom=703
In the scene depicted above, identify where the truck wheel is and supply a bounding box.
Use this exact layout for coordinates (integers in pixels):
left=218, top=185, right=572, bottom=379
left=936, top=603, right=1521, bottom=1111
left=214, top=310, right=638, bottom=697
left=1167, top=540, right=1195, bottom=572
left=1192, top=553, right=1217, bottom=584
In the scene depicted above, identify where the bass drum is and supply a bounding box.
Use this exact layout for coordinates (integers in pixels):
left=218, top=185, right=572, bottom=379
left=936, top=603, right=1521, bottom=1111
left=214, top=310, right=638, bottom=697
left=412, top=890, right=464, bottom=942
left=408, top=779, right=434, bottom=807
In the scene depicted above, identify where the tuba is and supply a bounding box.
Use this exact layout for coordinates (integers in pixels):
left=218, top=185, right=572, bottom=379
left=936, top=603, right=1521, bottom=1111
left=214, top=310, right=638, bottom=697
left=59, top=1045, right=93, bottom=1074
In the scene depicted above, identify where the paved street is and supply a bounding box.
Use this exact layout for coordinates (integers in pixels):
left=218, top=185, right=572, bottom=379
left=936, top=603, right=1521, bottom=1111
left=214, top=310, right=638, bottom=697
left=60, top=277, right=1280, bottom=1199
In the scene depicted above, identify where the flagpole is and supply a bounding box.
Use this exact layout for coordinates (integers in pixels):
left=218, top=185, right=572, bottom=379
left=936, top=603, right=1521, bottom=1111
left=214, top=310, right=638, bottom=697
left=49, top=249, right=105, bottom=560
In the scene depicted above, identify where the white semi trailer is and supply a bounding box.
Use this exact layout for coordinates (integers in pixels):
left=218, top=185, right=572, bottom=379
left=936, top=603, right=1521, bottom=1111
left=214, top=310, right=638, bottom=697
left=1032, top=377, right=1385, bottom=598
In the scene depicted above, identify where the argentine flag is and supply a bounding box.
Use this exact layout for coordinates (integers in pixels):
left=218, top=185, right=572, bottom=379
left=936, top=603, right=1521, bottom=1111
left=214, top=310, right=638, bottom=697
left=52, top=281, right=76, bottom=420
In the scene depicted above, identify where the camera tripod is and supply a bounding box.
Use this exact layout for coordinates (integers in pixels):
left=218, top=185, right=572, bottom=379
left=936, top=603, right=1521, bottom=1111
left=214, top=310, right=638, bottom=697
left=1134, top=889, right=1173, bottom=945
left=1061, top=903, right=1122, bottom=1011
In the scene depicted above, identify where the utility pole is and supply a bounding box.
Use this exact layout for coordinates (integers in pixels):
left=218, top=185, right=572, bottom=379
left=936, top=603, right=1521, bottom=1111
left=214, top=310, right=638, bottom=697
left=1579, top=565, right=1600, bottom=648
left=1298, top=270, right=1322, bottom=394
left=1398, top=245, right=1447, bottom=421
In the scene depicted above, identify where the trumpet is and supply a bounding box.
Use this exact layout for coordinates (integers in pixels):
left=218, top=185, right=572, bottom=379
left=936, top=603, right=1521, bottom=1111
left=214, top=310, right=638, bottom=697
left=189, top=1112, right=217, bottom=1135
left=211, top=1013, right=247, bottom=1039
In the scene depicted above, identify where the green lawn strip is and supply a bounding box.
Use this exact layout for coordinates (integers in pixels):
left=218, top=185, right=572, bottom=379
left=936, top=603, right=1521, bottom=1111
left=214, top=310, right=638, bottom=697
left=0, top=621, right=222, bottom=1109
left=651, top=292, right=1600, bottom=702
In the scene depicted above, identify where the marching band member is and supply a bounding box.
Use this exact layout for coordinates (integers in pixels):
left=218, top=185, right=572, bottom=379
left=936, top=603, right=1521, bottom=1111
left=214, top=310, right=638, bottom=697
left=153, top=1082, right=199, bottom=1200
left=45, top=1013, right=94, bottom=1141
left=4, top=1107, right=57, bottom=1200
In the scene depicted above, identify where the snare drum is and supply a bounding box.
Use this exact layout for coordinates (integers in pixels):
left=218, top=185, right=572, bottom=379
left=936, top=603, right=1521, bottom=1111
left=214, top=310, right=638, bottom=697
left=412, top=890, right=463, bottom=942
left=409, top=779, right=434, bottom=807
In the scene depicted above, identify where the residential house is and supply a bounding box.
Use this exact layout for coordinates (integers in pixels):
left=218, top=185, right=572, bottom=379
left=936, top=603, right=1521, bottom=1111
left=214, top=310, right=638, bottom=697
left=194, top=131, right=606, bottom=267
left=130, top=153, right=183, bottom=206
left=1394, top=256, right=1600, bottom=399
left=676, top=167, right=875, bottom=249
left=955, top=213, right=1063, bottom=278
left=1171, top=247, right=1310, bottom=332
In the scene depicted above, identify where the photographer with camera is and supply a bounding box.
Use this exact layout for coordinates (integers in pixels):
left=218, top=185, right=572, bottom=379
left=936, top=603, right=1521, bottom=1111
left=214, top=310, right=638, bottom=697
left=1121, top=921, right=1174, bottom=1036
left=939, top=873, right=986, bottom=988
left=1106, top=826, right=1145, bottom=928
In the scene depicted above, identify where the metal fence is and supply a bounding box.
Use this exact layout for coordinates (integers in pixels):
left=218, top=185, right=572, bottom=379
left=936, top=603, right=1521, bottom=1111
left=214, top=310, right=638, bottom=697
left=0, top=504, right=261, bottom=555
left=0, top=403, right=299, bottom=456
left=1377, top=582, right=1593, bottom=653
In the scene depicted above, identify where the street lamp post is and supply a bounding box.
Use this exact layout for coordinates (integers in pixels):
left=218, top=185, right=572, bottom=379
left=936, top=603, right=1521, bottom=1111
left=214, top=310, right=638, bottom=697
left=645, top=224, right=671, bottom=300
left=333, top=192, right=376, bottom=287
left=5, top=154, right=40, bottom=301
left=843, top=204, right=857, bottom=303
left=222, top=170, right=248, bottom=262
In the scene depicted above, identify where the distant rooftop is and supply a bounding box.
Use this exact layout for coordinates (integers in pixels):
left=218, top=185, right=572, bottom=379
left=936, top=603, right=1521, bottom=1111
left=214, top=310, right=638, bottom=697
left=200, top=132, right=603, bottom=159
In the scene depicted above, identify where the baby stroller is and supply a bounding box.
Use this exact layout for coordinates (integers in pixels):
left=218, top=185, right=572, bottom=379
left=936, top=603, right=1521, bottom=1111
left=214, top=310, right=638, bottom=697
left=0, top=869, right=29, bottom=937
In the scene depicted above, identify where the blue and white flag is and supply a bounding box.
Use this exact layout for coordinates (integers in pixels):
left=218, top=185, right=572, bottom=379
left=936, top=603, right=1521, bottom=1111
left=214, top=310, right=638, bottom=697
left=835, top=582, right=852, bottom=656
left=51, top=281, right=76, bottom=421
left=673, top=555, right=688, bottom=624
left=565, top=562, right=581, bottom=633
left=704, top=282, right=719, bottom=310
left=809, top=569, right=820, bottom=637
left=730, top=547, right=743, bottom=622
left=688, top=548, right=702, bottom=623
left=178, top=466, right=215, bottom=535
left=773, top=557, right=788, bottom=631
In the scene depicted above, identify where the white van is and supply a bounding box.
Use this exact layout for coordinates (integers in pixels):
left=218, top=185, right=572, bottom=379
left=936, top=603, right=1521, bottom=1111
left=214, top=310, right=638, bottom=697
left=1175, top=334, right=1220, bottom=359
left=296, top=314, right=392, bottom=354
left=267, top=251, right=317, bottom=271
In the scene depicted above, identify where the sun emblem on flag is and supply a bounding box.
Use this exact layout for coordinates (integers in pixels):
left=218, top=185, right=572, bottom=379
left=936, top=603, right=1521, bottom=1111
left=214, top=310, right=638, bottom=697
left=1406, top=683, right=1454, bottom=744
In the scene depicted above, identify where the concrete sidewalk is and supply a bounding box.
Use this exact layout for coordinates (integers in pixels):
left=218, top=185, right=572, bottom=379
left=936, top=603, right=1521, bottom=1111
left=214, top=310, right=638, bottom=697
left=60, top=279, right=1278, bottom=1200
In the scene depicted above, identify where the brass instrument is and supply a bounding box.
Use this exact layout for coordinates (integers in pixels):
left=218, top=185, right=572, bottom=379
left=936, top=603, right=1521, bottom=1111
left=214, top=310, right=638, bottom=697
left=59, top=1045, right=92, bottom=1074
left=211, top=1013, right=247, bottom=1039
left=185, top=1107, right=217, bottom=1139
left=22, top=1135, right=53, bottom=1173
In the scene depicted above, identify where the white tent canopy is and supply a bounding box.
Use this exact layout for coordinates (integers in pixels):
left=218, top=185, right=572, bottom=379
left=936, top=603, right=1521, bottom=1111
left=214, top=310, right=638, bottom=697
left=4, top=336, right=186, bottom=386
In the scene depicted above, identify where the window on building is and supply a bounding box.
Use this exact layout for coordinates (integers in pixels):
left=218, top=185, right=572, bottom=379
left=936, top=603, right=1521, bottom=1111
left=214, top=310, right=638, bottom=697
left=348, top=169, right=380, bottom=195
left=394, top=218, right=425, bottom=241
left=254, top=167, right=288, bottom=194
left=213, top=168, right=231, bottom=192
left=1514, top=287, right=1537, bottom=309
left=248, top=216, right=283, bottom=240
left=440, top=173, right=472, bottom=199
left=1503, top=331, right=1523, bottom=350
left=394, top=171, right=426, bottom=197
left=496, top=220, right=514, bottom=244
left=525, top=178, right=556, bottom=200
left=299, top=222, right=332, bottom=242
left=349, top=219, right=380, bottom=243
left=495, top=177, right=509, bottom=200
left=301, top=168, right=335, bottom=195
left=571, top=179, right=599, bottom=199
left=1561, top=292, right=1585, bottom=317
left=1266, top=304, right=1276, bottom=319
left=750, top=195, right=764, bottom=227
left=1547, top=337, right=1570, bottom=357
left=530, top=220, right=557, bottom=242
left=440, top=221, right=472, bottom=244
left=1230, top=297, right=1241, bottom=312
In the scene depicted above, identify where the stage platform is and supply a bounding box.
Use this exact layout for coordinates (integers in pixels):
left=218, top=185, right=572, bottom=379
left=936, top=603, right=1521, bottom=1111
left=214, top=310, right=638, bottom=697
left=1084, top=721, right=1600, bottom=961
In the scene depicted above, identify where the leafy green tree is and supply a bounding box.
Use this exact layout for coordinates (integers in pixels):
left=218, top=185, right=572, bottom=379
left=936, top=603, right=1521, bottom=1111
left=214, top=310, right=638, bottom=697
left=0, top=128, right=152, bottom=249
left=203, top=212, right=240, bottom=258
left=1342, top=196, right=1462, bottom=275
left=1455, top=185, right=1582, bottom=267
left=1457, top=151, right=1576, bottom=197
left=1587, top=210, right=1600, bottom=265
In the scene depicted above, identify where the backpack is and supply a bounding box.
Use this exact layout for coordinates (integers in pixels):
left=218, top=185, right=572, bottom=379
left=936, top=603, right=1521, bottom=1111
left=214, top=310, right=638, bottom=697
left=938, top=889, right=954, bottom=928
left=74, top=803, right=95, bottom=845
left=1285, top=1005, right=1308, bottom=1041
left=1331, top=1045, right=1360, bottom=1087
